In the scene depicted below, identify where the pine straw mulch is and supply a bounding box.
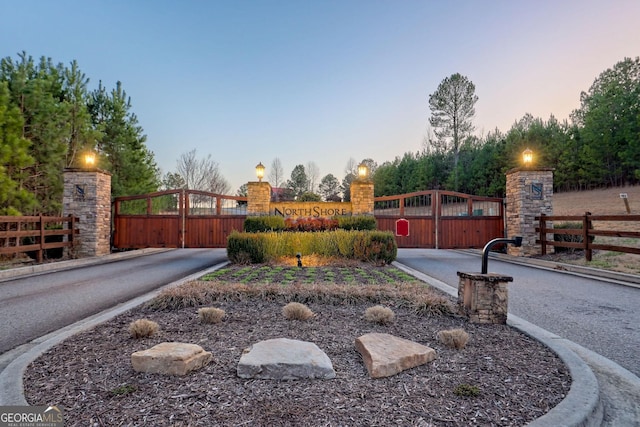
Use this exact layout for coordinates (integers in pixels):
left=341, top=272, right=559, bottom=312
left=23, top=262, right=571, bottom=427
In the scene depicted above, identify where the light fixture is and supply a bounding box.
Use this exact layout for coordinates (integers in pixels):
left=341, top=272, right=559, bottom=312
left=522, top=148, right=533, bottom=167
left=357, top=162, right=368, bottom=180
left=255, top=162, right=265, bottom=182
left=84, top=152, right=96, bottom=167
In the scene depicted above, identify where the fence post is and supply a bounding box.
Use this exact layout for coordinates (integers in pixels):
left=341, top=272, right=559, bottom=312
left=539, top=214, right=547, bottom=256
left=37, top=214, right=44, bottom=263
left=583, top=211, right=592, bottom=262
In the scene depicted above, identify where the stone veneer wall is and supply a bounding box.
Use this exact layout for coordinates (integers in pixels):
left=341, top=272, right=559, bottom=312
left=350, top=181, right=374, bottom=215
left=505, top=168, right=554, bottom=256
left=246, top=180, right=375, bottom=217
left=456, top=272, right=513, bottom=324
left=247, top=182, right=272, bottom=215
left=63, top=168, right=112, bottom=258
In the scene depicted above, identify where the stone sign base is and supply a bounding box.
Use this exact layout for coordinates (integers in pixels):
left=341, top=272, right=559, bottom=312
left=457, top=272, right=513, bottom=324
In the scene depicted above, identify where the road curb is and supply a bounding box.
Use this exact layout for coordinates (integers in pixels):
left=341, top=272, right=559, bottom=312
left=0, top=261, right=228, bottom=405
left=393, top=261, right=603, bottom=427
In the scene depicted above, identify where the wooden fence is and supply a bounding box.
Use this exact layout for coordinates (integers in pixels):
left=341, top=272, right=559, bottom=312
left=0, top=215, right=78, bottom=263
left=536, top=213, right=640, bottom=261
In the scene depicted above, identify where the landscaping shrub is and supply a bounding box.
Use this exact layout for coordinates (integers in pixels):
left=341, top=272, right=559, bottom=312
left=282, top=302, right=315, bottom=320
left=553, top=222, right=594, bottom=253
left=227, top=231, right=268, bottom=263
left=227, top=230, right=397, bottom=264
left=285, top=217, right=338, bottom=232
left=437, top=328, right=470, bottom=349
left=198, top=307, right=226, bottom=324
left=128, top=319, right=159, bottom=338
left=243, top=216, right=285, bottom=232
left=337, top=215, right=377, bottom=231
left=364, top=305, right=395, bottom=324
left=454, top=384, right=480, bottom=397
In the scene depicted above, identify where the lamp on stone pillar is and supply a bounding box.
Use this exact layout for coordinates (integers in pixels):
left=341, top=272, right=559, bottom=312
left=83, top=151, right=96, bottom=168
left=357, top=162, right=368, bottom=181
left=255, top=162, right=265, bottom=182
left=522, top=148, right=533, bottom=168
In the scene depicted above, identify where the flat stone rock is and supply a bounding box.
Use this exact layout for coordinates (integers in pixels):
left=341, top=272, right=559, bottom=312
left=355, top=333, right=436, bottom=379
left=131, top=342, right=212, bottom=376
left=237, top=338, right=336, bottom=380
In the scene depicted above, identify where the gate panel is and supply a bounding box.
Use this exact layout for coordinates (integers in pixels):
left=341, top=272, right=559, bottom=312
left=374, top=190, right=504, bottom=248
left=113, top=216, right=181, bottom=248
left=376, top=217, right=435, bottom=248
left=438, top=217, right=504, bottom=249
left=184, top=216, right=246, bottom=248
left=113, top=190, right=247, bottom=249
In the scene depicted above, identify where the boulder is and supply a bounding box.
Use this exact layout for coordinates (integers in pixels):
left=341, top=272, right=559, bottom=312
left=237, top=338, right=336, bottom=380
left=355, top=333, right=436, bottom=378
left=131, top=342, right=212, bottom=376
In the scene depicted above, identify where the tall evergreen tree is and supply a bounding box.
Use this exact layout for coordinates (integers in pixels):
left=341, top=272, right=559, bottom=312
left=1, top=53, right=68, bottom=214
left=572, top=57, right=640, bottom=186
left=62, top=60, right=100, bottom=168
left=286, top=164, right=309, bottom=199
left=89, top=81, right=160, bottom=197
left=428, top=73, right=478, bottom=190
left=0, top=81, right=36, bottom=214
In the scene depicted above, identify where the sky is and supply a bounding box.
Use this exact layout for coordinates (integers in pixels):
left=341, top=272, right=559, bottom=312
left=3, top=0, right=640, bottom=193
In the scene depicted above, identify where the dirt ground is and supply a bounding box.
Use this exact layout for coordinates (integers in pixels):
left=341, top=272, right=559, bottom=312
left=546, top=185, right=640, bottom=274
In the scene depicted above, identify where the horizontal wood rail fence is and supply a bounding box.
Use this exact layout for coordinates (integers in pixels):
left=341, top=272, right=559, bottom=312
left=0, top=215, right=78, bottom=262
left=536, top=212, right=640, bottom=261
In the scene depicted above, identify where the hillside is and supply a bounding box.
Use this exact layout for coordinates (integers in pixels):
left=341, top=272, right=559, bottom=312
left=553, top=185, right=640, bottom=216
left=549, top=185, right=639, bottom=275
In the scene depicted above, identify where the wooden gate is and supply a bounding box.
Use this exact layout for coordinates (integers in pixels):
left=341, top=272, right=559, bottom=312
left=374, top=190, right=504, bottom=248
left=113, top=189, right=503, bottom=250
left=112, top=190, right=247, bottom=249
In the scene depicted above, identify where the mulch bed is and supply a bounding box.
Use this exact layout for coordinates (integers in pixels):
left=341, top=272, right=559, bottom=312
left=23, top=263, right=571, bottom=426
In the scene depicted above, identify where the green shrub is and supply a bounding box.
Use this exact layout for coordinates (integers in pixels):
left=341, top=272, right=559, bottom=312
left=227, top=231, right=268, bottom=263
left=454, top=384, right=480, bottom=397
left=553, top=222, right=593, bottom=253
left=337, top=215, right=377, bottom=230
left=298, top=192, right=322, bottom=202
left=243, top=216, right=286, bottom=232
left=226, top=230, right=397, bottom=264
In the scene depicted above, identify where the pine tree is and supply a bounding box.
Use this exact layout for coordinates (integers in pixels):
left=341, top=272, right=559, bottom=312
left=89, top=81, right=160, bottom=197
left=0, top=82, right=36, bottom=214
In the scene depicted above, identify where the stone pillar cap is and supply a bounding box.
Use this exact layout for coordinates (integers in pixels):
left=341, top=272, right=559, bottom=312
left=457, top=271, right=514, bottom=282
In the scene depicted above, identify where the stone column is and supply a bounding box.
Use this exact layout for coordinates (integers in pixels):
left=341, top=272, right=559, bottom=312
left=505, top=167, right=554, bottom=256
left=350, top=181, right=374, bottom=215
left=63, top=168, right=112, bottom=258
left=457, top=272, right=513, bottom=324
left=247, top=181, right=272, bottom=215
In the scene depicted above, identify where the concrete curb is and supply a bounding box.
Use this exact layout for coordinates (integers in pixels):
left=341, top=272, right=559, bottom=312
left=0, top=261, right=228, bottom=405
left=393, top=261, right=603, bottom=427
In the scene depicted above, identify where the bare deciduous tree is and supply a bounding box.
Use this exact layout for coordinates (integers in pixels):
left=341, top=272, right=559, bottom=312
left=175, top=149, right=230, bottom=193
left=269, top=157, right=284, bottom=188
left=306, top=161, right=320, bottom=193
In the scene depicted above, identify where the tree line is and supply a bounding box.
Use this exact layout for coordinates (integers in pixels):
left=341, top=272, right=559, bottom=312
left=1, top=52, right=638, bottom=215
left=0, top=52, right=159, bottom=215
left=373, top=57, right=640, bottom=197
